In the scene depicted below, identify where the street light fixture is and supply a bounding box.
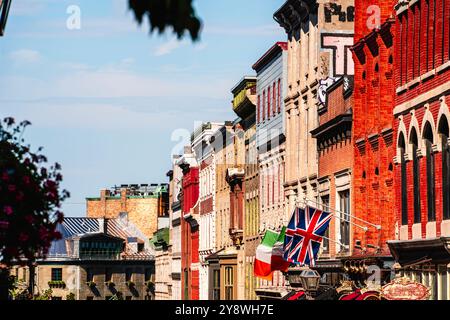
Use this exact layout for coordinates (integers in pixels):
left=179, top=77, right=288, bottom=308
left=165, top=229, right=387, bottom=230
left=0, top=0, right=12, bottom=37
left=299, top=268, right=321, bottom=292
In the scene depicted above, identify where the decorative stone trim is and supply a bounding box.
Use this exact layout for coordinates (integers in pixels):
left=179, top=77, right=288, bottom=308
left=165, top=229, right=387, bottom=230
left=437, top=60, right=450, bottom=74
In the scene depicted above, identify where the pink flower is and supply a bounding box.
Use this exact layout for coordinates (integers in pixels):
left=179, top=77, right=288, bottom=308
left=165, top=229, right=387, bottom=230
left=0, top=221, right=9, bottom=229
left=3, top=206, right=13, bottom=215
left=2, top=172, right=9, bottom=181
left=24, top=215, right=34, bottom=224
left=23, top=176, right=31, bottom=185
left=19, top=233, right=29, bottom=242
left=8, top=184, right=16, bottom=192
left=16, top=192, right=24, bottom=202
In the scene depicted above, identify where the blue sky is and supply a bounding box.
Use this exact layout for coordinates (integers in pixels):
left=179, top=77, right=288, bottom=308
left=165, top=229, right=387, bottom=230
left=0, top=0, right=285, bottom=216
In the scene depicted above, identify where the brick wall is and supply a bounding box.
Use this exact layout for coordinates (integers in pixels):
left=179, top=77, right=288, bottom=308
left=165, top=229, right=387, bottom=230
left=87, top=189, right=161, bottom=240
left=352, top=0, right=397, bottom=255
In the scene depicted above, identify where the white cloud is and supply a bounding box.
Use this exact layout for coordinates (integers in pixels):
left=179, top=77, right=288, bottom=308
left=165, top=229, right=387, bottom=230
left=153, top=38, right=186, bottom=56
left=9, top=49, right=42, bottom=64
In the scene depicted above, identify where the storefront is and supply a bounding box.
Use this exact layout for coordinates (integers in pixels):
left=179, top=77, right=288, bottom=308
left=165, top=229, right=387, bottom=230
left=388, top=237, right=450, bottom=300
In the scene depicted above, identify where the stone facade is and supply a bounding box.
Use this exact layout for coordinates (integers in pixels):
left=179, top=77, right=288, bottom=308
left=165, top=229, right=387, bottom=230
left=274, top=0, right=355, bottom=221
left=86, top=184, right=169, bottom=240
left=11, top=263, right=154, bottom=300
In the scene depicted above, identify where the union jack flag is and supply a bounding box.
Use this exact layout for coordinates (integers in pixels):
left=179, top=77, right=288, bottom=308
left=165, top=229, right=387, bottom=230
left=283, top=206, right=332, bottom=266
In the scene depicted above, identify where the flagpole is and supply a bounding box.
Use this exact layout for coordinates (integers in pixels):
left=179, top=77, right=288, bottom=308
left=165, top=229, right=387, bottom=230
left=321, top=235, right=349, bottom=249
left=295, top=198, right=369, bottom=232
left=302, top=197, right=381, bottom=231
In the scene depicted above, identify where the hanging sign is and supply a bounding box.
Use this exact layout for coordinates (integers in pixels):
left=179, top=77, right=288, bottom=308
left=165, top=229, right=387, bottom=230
left=381, top=277, right=431, bottom=300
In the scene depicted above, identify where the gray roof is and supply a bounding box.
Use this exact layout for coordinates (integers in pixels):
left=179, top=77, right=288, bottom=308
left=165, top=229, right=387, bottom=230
left=47, top=217, right=154, bottom=260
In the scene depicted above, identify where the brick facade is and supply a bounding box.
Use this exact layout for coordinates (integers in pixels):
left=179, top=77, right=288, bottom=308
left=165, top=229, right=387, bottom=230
left=87, top=186, right=168, bottom=240
left=351, top=0, right=396, bottom=258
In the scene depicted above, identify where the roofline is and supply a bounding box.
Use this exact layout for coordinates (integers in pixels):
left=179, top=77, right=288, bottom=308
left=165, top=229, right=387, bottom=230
left=230, top=76, right=257, bottom=94
left=252, top=42, right=288, bottom=72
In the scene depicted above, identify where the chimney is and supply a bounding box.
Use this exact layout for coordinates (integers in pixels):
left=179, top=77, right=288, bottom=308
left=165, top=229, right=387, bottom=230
left=100, top=189, right=110, bottom=201
left=120, top=188, right=127, bottom=211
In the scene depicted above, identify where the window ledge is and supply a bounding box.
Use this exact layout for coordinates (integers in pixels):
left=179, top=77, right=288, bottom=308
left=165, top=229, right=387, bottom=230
left=437, top=60, right=450, bottom=74
left=420, top=69, right=436, bottom=82
left=396, top=84, right=408, bottom=94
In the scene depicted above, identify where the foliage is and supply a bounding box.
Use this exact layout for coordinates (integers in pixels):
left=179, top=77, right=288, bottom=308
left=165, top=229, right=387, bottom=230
left=8, top=278, right=29, bottom=300
left=33, top=288, right=53, bottom=300
left=128, top=0, right=202, bottom=41
left=0, top=117, right=69, bottom=265
left=109, top=292, right=124, bottom=300
left=66, top=292, right=76, bottom=300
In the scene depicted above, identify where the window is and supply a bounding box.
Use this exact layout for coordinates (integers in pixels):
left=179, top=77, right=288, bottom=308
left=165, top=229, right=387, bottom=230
left=277, top=79, right=281, bottom=113
left=257, top=95, right=261, bottom=123
left=86, top=268, right=94, bottom=282
left=86, top=296, right=94, bottom=300
left=272, top=82, right=276, bottom=116
left=339, top=190, right=350, bottom=251
left=399, top=133, right=408, bottom=225
left=105, top=268, right=112, bottom=282
left=212, top=269, right=220, bottom=300
left=262, top=90, right=266, bottom=121
left=125, top=268, right=133, bottom=282
left=145, top=268, right=153, bottom=282
left=126, top=296, right=132, bottom=300
left=411, top=129, right=421, bottom=223
left=424, top=123, right=436, bottom=221
left=51, top=268, right=62, bottom=282
left=184, top=269, right=189, bottom=300
left=321, top=195, right=330, bottom=253
left=439, top=117, right=450, bottom=220
left=267, top=86, right=271, bottom=119
left=224, top=267, right=234, bottom=300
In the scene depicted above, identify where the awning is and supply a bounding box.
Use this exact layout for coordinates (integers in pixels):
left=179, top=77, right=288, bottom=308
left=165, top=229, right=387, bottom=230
left=387, top=237, right=450, bottom=267
left=286, top=291, right=306, bottom=300
left=339, top=289, right=382, bottom=300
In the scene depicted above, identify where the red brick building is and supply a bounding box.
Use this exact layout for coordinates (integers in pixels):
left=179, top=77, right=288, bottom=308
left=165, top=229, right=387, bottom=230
left=177, top=147, right=200, bottom=300
left=311, top=76, right=353, bottom=284
left=351, top=0, right=397, bottom=279
left=389, top=0, right=450, bottom=300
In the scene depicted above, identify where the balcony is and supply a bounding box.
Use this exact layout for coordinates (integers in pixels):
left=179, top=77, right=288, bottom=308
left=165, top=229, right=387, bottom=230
left=231, top=77, right=257, bottom=119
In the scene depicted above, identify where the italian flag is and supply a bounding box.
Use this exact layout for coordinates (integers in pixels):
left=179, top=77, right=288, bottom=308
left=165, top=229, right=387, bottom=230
left=254, top=227, right=291, bottom=280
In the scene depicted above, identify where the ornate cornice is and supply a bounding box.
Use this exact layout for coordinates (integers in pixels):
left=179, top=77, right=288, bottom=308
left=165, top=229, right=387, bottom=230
left=273, top=0, right=316, bottom=34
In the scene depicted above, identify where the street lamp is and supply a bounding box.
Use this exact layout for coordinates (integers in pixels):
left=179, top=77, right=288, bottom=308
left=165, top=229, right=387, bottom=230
left=299, top=268, right=321, bottom=292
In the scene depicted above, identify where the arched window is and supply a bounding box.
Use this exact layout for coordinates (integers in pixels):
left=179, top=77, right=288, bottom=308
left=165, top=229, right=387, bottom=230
left=423, top=122, right=436, bottom=222
left=399, top=133, right=408, bottom=225
left=438, top=116, right=450, bottom=220
left=410, top=128, right=421, bottom=223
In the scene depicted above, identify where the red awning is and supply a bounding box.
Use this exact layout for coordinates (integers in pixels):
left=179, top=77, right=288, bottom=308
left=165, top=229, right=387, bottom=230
left=288, top=291, right=305, bottom=300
